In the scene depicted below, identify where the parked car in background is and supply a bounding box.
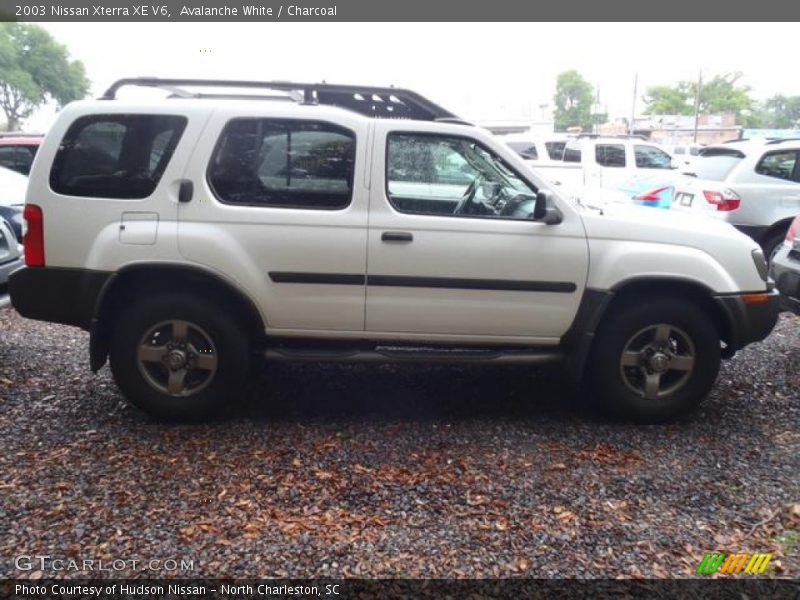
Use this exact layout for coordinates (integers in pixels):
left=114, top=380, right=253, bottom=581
left=672, top=139, right=800, bottom=261
left=0, top=165, right=28, bottom=242
left=0, top=134, right=43, bottom=175
left=665, top=142, right=704, bottom=168
left=770, top=215, right=800, bottom=314
left=0, top=216, right=23, bottom=287
left=500, top=134, right=570, bottom=163
left=529, top=136, right=679, bottom=207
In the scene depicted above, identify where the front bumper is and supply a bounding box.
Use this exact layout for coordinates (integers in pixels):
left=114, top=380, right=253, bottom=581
left=714, top=288, right=781, bottom=354
left=770, top=244, right=800, bottom=314
left=0, top=255, right=23, bottom=286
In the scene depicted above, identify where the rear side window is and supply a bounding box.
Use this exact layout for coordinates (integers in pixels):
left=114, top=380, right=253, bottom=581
left=545, top=141, right=565, bottom=160
left=755, top=150, right=799, bottom=182
left=208, top=119, right=355, bottom=209
left=507, top=141, right=538, bottom=160
left=562, top=143, right=581, bottom=163
left=634, top=145, right=672, bottom=169
left=50, top=114, right=187, bottom=199
left=0, top=145, right=37, bottom=175
left=595, top=144, right=626, bottom=167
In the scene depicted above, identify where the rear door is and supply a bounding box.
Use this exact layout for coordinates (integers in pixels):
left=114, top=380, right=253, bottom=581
left=177, top=106, right=370, bottom=333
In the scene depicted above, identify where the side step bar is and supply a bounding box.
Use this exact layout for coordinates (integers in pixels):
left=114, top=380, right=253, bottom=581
left=264, top=345, right=563, bottom=365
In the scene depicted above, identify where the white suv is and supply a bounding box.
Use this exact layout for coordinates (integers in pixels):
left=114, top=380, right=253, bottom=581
left=672, top=139, right=800, bottom=261
left=9, top=78, right=779, bottom=423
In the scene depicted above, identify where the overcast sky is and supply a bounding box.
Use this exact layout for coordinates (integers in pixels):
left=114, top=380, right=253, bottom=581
left=26, top=22, right=800, bottom=131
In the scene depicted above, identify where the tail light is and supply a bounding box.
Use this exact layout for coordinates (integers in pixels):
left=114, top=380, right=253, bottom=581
left=23, top=204, right=45, bottom=267
left=634, top=186, right=671, bottom=202
left=702, top=189, right=741, bottom=211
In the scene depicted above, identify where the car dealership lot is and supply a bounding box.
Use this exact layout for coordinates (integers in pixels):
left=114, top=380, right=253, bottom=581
left=0, top=307, right=797, bottom=579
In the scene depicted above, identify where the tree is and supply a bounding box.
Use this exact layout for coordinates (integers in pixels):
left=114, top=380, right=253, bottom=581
left=643, top=72, right=753, bottom=119
left=761, top=95, right=800, bottom=128
left=0, top=23, right=89, bottom=131
left=642, top=84, right=694, bottom=115
left=694, top=73, right=752, bottom=116
left=553, top=70, right=594, bottom=132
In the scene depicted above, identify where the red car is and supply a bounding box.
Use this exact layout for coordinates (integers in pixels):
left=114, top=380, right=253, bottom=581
left=0, top=133, right=43, bottom=175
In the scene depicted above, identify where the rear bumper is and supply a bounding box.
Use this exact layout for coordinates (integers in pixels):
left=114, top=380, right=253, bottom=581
left=9, top=266, right=113, bottom=330
left=770, top=244, right=800, bottom=314
left=714, top=289, right=781, bottom=353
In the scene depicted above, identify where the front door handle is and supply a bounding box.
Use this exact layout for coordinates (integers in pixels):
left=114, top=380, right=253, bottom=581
left=381, top=231, right=413, bottom=243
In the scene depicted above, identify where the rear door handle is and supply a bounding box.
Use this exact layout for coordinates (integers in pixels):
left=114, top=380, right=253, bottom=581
left=381, top=231, right=413, bottom=243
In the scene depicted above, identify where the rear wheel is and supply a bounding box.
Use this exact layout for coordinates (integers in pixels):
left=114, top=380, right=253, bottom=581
left=588, top=298, right=721, bottom=422
left=110, top=293, right=250, bottom=421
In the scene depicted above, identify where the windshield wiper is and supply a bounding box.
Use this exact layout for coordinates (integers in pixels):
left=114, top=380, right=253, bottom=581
left=573, top=194, right=604, bottom=215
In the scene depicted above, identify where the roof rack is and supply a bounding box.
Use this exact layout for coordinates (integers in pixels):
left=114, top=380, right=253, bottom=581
left=576, top=133, right=649, bottom=141
left=0, top=132, right=42, bottom=138
left=765, top=137, right=800, bottom=145
left=101, top=77, right=459, bottom=122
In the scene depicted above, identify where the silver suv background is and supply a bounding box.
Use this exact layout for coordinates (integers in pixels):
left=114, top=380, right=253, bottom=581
left=672, top=139, right=800, bottom=260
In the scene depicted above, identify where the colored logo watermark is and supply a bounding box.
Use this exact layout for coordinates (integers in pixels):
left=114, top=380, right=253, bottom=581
left=696, top=552, right=773, bottom=575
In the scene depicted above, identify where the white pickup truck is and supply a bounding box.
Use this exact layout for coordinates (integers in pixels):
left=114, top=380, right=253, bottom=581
left=506, top=136, right=681, bottom=207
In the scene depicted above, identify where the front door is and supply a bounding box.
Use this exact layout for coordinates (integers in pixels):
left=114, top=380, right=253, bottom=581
left=365, top=126, right=588, bottom=344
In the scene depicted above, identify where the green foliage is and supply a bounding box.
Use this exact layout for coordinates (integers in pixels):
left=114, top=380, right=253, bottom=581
left=0, top=23, right=89, bottom=130
left=642, top=84, right=694, bottom=115
left=553, top=70, right=594, bottom=132
left=755, top=95, right=800, bottom=128
left=643, top=73, right=753, bottom=118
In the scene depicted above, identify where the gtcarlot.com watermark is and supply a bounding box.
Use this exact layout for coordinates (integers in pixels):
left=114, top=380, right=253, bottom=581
left=15, top=555, right=194, bottom=573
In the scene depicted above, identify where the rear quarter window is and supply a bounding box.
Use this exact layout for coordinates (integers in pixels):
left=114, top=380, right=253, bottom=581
left=755, top=150, right=799, bottom=182
left=50, top=114, right=187, bottom=199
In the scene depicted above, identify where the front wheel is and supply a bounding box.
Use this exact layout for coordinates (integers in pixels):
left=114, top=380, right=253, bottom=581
left=587, top=298, right=721, bottom=422
left=110, top=293, right=250, bottom=421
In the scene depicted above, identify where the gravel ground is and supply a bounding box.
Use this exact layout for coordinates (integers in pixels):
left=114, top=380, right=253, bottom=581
left=0, top=307, right=798, bottom=579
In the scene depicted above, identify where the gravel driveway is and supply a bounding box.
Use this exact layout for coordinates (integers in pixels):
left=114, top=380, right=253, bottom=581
left=0, top=308, right=798, bottom=579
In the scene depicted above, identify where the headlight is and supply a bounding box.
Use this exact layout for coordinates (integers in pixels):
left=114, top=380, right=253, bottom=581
left=751, top=248, right=768, bottom=281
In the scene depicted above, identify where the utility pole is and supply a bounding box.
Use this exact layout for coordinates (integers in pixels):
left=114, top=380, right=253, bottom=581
left=693, top=70, right=703, bottom=143
left=630, top=72, right=638, bottom=135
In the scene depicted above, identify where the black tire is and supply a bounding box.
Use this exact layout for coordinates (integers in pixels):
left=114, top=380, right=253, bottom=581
left=110, top=293, right=250, bottom=422
left=587, top=298, right=721, bottom=423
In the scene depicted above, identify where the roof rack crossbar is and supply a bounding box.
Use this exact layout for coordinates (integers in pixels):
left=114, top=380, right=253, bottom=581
left=765, top=137, right=800, bottom=145
left=100, top=77, right=459, bottom=122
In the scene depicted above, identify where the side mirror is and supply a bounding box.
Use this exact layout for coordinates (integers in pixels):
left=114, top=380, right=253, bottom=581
left=670, top=158, right=680, bottom=170
left=533, top=190, right=563, bottom=224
